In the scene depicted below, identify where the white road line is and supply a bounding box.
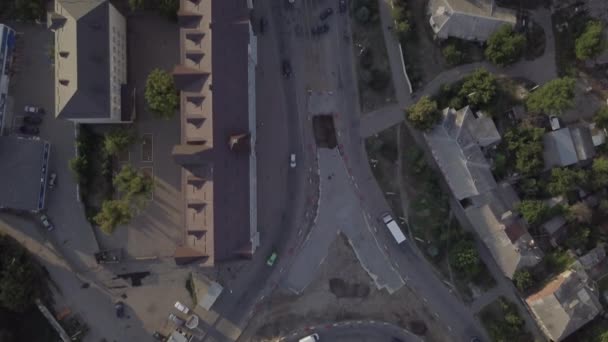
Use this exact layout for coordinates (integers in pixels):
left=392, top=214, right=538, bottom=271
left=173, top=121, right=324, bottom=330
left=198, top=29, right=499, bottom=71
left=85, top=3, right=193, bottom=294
left=447, top=326, right=452, bottom=332
left=423, top=297, right=428, bottom=303
left=434, top=313, right=440, bottom=318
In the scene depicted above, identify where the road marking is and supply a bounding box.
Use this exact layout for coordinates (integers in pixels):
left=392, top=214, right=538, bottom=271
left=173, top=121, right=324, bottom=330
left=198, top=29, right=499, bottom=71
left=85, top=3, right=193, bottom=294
left=260, top=295, right=265, bottom=300
left=394, top=261, right=399, bottom=267
left=448, top=326, right=452, bottom=332
left=434, top=313, right=440, bottom=318
left=298, top=229, right=302, bottom=236
left=384, top=244, right=388, bottom=250
left=423, top=297, right=428, bottom=303
left=279, top=267, right=284, bottom=273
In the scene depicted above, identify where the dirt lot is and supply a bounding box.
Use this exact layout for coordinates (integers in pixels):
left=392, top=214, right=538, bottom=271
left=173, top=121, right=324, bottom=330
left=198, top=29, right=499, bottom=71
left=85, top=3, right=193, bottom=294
left=242, top=235, right=450, bottom=342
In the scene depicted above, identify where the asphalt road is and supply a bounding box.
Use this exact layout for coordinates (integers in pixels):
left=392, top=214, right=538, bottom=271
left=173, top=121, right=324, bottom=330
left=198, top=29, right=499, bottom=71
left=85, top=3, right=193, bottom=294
left=264, top=0, right=488, bottom=341
left=285, top=320, right=423, bottom=342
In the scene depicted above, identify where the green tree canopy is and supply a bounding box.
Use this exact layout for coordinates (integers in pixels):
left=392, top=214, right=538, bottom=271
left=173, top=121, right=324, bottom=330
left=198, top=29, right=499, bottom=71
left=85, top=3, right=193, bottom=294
left=128, top=0, right=145, bottom=11
left=144, top=69, right=179, bottom=119
left=391, top=5, right=410, bottom=41
left=593, top=107, right=608, bottom=130
left=526, top=77, right=576, bottom=114
left=103, top=128, right=136, bottom=156
left=450, top=240, right=480, bottom=278
left=406, top=96, right=440, bottom=131
left=517, top=200, right=549, bottom=226
left=94, top=200, right=133, bottom=234
left=458, top=68, right=497, bottom=106
left=567, top=202, right=593, bottom=224
left=592, top=156, right=608, bottom=189
left=442, top=44, right=464, bottom=66
left=547, top=167, right=587, bottom=196
left=14, top=0, right=44, bottom=21
left=485, top=25, right=526, bottom=66
left=503, top=126, right=545, bottom=176
left=575, top=21, right=604, bottom=60
left=159, top=0, right=179, bottom=20
left=0, top=235, right=47, bottom=312
left=513, top=269, right=533, bottom=292
left=113, top=165, right=154, bottom=202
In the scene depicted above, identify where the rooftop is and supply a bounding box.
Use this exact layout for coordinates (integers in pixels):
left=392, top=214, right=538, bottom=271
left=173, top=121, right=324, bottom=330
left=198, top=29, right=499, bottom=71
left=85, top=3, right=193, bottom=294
left=465, top=190, right=543, bottom=278
left=0, top=137, right=50, bottom=211
left=428, top=0, right=517, bottom=41
left=543, top=128, right=578, bottom=168
left=424, top=106, right=499, bottom=200
left=172, top=0, right=255, bottom=266
left=527, top=268, right=601, bottom=341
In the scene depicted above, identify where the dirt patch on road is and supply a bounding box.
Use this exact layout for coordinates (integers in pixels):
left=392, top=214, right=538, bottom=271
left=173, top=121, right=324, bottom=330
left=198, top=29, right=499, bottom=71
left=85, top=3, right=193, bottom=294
left=242, top=235, right=451, bottom=342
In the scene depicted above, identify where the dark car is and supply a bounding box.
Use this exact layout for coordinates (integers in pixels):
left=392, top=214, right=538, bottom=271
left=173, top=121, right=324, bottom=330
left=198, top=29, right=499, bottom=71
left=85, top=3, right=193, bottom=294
left=23, top=116, right=42, bottom=125
left=259, top=17, right=267, bottom=34
left=282, top=60, right=291, bottom=78
left=48, top=172, right=57, bottom=189
left=115, top=301, right=125, bottom=318
left=339, top=0, right=347, bottom=13
left=19, top=125, right=39, bottom=135
left=311, top=23, right=330, bottom=36
left=320, top=7, right=334, bottom=20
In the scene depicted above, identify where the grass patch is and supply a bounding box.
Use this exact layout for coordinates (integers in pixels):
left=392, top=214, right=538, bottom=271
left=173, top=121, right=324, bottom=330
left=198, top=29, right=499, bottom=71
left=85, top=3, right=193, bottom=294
left=185, top=272, right=197, bottom=305
left=478, top=297, right=534, bottom=342
left=350, top=0, right=396, bottom=113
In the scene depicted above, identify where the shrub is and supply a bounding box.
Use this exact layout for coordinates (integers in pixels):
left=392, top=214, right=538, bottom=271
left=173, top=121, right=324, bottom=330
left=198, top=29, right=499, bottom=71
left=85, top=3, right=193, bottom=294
left=442, top=44, right=464, bottom=66
left=526, top=77, right=576, bottom=115
left=355, top=6, right=370, bottom=24
left=144, top=69, right=179, bottom=119
left=485, top=25, right=526, bottom=66
left=458, top=68, right=497, bottom=106
left=575, top=20, right=604, bottom=60
left=406, top=96, right=440, bottom=131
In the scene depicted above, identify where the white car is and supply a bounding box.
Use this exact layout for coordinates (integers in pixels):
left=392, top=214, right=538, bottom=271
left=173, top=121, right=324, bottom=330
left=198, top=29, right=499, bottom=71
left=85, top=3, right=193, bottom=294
left=290, top=153, right=296, bottom=168
left=24, top=105, right=45, bottom=115
left=174, top=301, right=190, bottom=314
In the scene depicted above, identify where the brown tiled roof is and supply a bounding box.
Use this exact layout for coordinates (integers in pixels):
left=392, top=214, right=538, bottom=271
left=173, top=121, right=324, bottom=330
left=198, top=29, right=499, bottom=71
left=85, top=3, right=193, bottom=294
left=173, top=0, right=253, bottom=266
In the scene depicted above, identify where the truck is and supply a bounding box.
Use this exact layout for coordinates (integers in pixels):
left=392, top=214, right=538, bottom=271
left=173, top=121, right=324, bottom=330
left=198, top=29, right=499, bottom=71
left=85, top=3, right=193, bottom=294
left=381, top=213, right=406, bottom=244
left=299, top=333, right=319, bottom=342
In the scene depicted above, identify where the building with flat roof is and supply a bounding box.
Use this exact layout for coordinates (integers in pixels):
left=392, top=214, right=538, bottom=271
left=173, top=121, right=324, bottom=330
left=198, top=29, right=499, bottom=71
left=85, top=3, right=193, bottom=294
left=48, top=0, right=132, bottom=123
left=428, top=0, right=517, bottom=41
left=171, top=0, right=258, bottom=266
left=0, top=24, right=15, bottom=134
left=0, top=136, right=51, bottom=212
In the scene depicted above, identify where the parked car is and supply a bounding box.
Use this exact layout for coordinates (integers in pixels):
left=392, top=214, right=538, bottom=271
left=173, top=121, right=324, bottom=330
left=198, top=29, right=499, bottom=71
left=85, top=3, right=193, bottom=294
left=19, top=125, right=39, bottom=135
left=40, top=214, right=54, bottom=231
left=168, top=313, right=185, bottom=326
left=259, top=17, right=267, bottom=34
left=115, top=301, right=125, bottom=318
left=290, top=153, right=296, bottom=168
left=23, top=116, right=42, bottom=125
left=174, top=301, right=190, bottom=314
left=48, top=172, right=57, bottom=189
left=339, top=0, right=347, bottom=13
left=266, top=251, right=278, bottom=266
left=311, top=23, right=329, bottom=36
left=320, top=7, right=334, bottom=20
left=24, top=105, right=45, bottom=115
left=282, top=60, right=291, bottom=78
left=299, top=334, right=320, bottom=342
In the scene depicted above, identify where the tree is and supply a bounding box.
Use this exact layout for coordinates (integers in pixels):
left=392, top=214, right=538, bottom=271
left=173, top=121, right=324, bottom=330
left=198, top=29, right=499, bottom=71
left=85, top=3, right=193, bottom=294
left=519, top=177, right=542, bottom=197
left=113, top=165, right=153, bottom=202
left=0, top=235, right=46, bottom=312
left=565, top=226, right=591, bottom=251
left=94, top=200, right=133, bottom=234
left=567, top=202, right=593, bottom=224
left=14, top=0, right=44, bottom=21
left=128, top=0, right=145, bottom=11
left=592, top=156, right=608, bottom=189
left=526, top=77, right=576, bottom=114
left=355, top=6, right=371, bottom=24
left=406, top=96, right=440, bottom=131
left=458, top=68, right=497, bottom=106
left=144, top=69, right=179, bottom=119
left=547, top=167, right=587, bottom=196
left=442, top=44, right=464, bottom=66
left=485, top=25, right=526, bottom=66
left=391, top=6, right=410, bottom=41
left=103, top=128, right=136, bottom=156
left=575, top=21, right=604, bottom=61
left=450, top=240, right=480, bottom=278
left=517, top=200, right=549, bottom=226
left=513, top=269, right=533, bottom=292
left=159, top=0, right=179, bottom=20
left=600, top=199, right=608, bottom=215
left=503, top=126, right=545, bottom=175
left=68, top=155, right=88, bottom=183
left=593, top=107, right=608, bottom=130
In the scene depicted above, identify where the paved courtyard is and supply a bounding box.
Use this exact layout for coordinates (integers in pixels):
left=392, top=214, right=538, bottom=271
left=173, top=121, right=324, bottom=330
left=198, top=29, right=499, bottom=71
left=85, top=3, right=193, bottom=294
left=95, top=13, right=183, bottom=258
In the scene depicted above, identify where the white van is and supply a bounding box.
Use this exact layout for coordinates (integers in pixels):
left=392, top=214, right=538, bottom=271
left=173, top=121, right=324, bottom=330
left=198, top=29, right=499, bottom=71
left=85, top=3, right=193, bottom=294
left=299, top=333, right=320, bottom=342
